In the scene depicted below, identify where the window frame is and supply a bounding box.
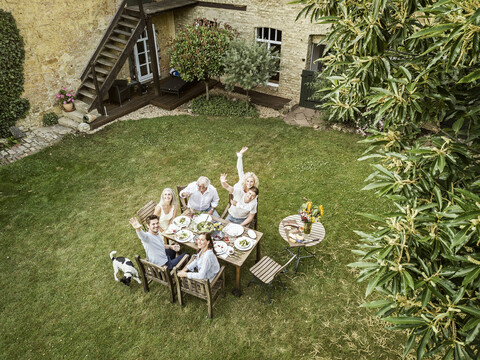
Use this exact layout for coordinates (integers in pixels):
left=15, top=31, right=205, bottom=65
left=255, top=27, right=282, bottom=88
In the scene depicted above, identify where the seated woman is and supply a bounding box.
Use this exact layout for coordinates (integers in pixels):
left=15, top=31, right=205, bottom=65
left=235, top=147, right=259, bottom=194
left=177, top=233, right=220, bottom=283
left=154, top=188, right=178, bottom=233
left=220, top=173, right=258, bottom=226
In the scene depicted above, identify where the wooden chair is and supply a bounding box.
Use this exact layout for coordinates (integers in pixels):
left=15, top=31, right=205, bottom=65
left=221, top=193, right=258, bottom=230
left=173, top=258, right=226, bottom=318
left=248, top=255, right=296, bottom=303
left=176, top=185, right=189, bottom=213
left=135, top=254, right=189, bottom=303
left=137, top=200, right=156, bottom=230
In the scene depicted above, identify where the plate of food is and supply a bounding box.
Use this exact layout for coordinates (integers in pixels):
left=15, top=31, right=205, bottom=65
left=173, top=216, right=190, bottom=228
left=193, top=213, right=212, bottom=223
left=212, top=230, right=225, bottom=241
left=234, top=236, right=254, bottom=251
left=213, top=240, right=228, bottom=255
left=224, top=223, right=244, bottom=237
left=195, top=221, right=215, bottom=233
left=175, top=229, right=193, bottom=243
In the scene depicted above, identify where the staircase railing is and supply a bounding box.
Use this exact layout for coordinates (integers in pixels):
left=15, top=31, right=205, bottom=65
left=80, top=0, right=130, bottom=82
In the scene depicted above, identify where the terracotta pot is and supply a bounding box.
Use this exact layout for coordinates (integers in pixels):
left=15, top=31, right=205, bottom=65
left=62, top=103, right=74, bottom=112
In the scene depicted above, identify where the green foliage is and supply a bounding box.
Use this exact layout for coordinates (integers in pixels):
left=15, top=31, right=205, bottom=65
left=191, top=94, right=258, bottom=117
left=42, top=112, right=59, bottom=126
left=353, top=133, right=480, bottom=359
left=0, top=9, right=29, bottom=137
left=294, top=0, right=480, bottom=133
left=295, top=1, right=480, bottom=358
left=223, top=39, right=280, bottom=98
left=168, top=19, right=236, bottom=100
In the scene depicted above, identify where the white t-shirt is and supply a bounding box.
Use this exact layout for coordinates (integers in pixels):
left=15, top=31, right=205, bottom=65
left=228, top=187, right=257, bottom=219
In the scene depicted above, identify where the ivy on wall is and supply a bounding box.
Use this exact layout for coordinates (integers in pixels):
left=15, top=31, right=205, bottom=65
left=0, top=9, right=29, bottom=137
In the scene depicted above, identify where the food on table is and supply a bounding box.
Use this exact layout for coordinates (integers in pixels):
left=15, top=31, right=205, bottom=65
left=177, top=231, right=189, bottom=240
left=196, top=221, right=214, bottom=232
left=239, top=238, right=249, bottom=248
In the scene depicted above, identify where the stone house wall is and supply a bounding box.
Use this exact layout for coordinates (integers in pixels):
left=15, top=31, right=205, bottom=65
left=173, top=0, right=329, bottom=101
left=1, top=0, right=122, bottom=129
left=2, top=0, right=327, bottom=130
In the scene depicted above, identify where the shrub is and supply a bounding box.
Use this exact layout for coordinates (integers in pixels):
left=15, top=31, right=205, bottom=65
left=191, top=95, right=258, bottom=117
left=42, top=112, right=59, bottom=126
left=0, top=10, right=29, bottom=137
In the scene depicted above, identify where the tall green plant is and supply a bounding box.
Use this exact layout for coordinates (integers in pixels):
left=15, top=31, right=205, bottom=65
left=168, top=19, right=236, bottom=100
left=0, top=9, right=29, bottom=137
left=294, top=0, right=480, bottom=358
left=222, top=39, right=279, bottom=104
left=294, top=0, right=480, bottom=132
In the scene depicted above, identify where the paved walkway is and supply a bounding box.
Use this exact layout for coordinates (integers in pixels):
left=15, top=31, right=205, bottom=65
left=0, top=105, right=323, bottom=166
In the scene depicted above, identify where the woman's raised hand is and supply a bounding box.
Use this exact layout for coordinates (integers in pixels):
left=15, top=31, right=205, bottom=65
left=220, top=173, right=228, bottom=183
left=239, top=146, right=248, bottom=155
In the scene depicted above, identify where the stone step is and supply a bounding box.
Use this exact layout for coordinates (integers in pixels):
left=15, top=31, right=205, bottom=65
left=74, top=100, right=91, bottom=113
left=58, top=117, right=80, bottom=130
left=63, top=109, right=84, bottom=123
left=49, top=124, right=75, bottom=136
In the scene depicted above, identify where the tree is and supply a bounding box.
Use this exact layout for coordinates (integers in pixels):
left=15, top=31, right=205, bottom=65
left=0, top=9, right=29, bottom=137
left=295, top=0, right=480, bottom=358
left=168, top=19, right=236, bottom=100
left=222, top=39, right=280, bottom=104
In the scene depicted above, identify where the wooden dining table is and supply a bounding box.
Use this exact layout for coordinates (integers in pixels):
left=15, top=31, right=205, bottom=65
left=161, top=210, right=263, bottom=297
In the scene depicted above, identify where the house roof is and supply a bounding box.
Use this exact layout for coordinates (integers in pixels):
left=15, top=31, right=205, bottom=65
left=126, top=0, right=198, bottom=16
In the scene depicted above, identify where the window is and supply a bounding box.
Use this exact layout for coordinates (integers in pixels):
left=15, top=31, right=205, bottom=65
left=310, top=43, right=326, bottom=72
left=255, top=27, right=282, bottom=87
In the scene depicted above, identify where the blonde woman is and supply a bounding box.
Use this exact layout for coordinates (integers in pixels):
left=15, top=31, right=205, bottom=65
left=154, top=188, right=178, bottom=233
left=235, top=146, right=259, bottom=194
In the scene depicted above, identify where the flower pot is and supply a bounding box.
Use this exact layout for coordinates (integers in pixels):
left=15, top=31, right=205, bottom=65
left=302, top=221, right=313, bottom=235
left=62, top=103, right=74, bottom=112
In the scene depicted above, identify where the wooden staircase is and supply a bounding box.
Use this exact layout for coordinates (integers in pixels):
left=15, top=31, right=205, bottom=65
left=77, top=0, right=147, bottom=113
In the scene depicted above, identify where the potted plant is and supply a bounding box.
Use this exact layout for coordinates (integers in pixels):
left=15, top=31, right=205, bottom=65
left=56, top=87, right=76, bottom=112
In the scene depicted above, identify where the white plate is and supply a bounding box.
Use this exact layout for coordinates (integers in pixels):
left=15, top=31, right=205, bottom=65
left=224, top=223, right=244, bottom=237
left=173, top=216, right=190, bottom=227
left=175, top=229, right=193, bottom=243
left=247, top=229, right=256, bottom=239
left=234, top=237, right=254, bottom=251
left=193, top=213, right=212, bottom=223
left=214, top=240, right=228, bottom=254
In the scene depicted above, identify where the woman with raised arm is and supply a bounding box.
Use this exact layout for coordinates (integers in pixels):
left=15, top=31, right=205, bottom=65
left=235, top=146, right=259, bottom=194
left=154, top=188, right=178, bottom=233
left=177, top=233, right=220, bottom=283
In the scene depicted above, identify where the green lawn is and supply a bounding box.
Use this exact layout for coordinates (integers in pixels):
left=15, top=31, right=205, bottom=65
left=0, top=115, right=406, bottom=359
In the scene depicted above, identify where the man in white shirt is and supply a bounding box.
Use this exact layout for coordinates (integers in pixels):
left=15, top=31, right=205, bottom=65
left=220, top=173, right=258, bottom=226
left=180, top=176, right=220, bottom=217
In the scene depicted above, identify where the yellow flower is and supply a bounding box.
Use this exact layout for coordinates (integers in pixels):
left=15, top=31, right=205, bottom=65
left=320, top=205, right=324, bottom=217
left=307, top=201, right=312, bottom=212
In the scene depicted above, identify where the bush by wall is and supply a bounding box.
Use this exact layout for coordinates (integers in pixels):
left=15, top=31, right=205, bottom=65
left=0, top=9, right=29, bottom=137
left=42, top=112, right=59, bottom=126
left=191, top=95, right=258, bottom=117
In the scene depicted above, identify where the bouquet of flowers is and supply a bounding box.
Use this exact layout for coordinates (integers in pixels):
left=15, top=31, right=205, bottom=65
left=299, top=200, right=324, bottom=223
left=56, top=87, right=77, bottom=105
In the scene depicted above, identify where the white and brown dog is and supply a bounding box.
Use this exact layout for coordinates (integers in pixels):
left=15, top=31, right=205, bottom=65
left=110, top=251, right=141, bottom=286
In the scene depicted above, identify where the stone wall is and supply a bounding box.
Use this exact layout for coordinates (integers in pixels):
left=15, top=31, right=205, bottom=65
left=1, top=0, right=120, bottom=129
left=2, top=0, right=327, bottom=129
left=173, top=0, right=329, bottom=101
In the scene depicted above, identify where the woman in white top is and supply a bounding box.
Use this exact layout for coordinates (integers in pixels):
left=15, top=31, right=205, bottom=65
left=235, top=146, right=259, bottom=194
left=153, top=188, right=178, bottom=233
left=177, top=233, right=220, bottom=283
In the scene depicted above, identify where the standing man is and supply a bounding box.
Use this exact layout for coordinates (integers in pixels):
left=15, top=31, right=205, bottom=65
left=180, top=176, right=220, bottom=217
left=220, top=173, right=258, bottom=226
left=129, top=215, right=187, bottom=269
